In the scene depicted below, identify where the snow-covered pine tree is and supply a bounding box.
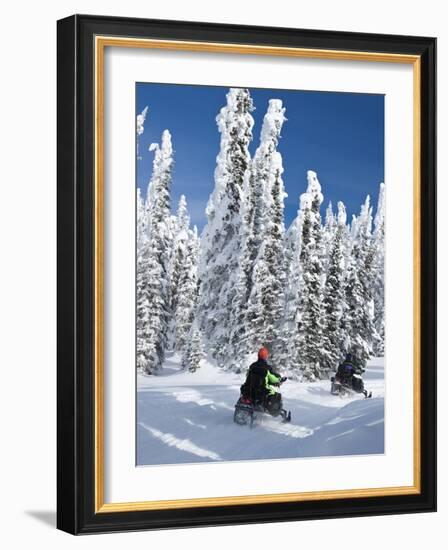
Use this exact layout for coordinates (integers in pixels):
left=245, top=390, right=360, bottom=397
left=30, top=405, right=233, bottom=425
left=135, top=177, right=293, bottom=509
left=136, top=187, right=150, bottom=371
left=344, top=195, right=376, bottom=367
left=249, top=100, right=287, bottom=264
left=146, top=130, right=173, bottom=234
left=325, top=201, right=336, bottom=230
left=182, top=323, right=205, bottom=372
left=322, top=201, right=337, bottom=273
left=136, top=106, right=148, bottom=159
left=136, top=169, right=152, bottom=371
left=197, top=88, right=254, bottom=368
left=293, top=170, right=326, bottom=380
left=321, top=201, right=349, bottom=371
left=224, top=170, right=257, bottom=372
left=372, top=182, right=385, bottom=356
left=284, top=201, right=305, bottom=281
left=136, top=187, right=147, bottom=251
left=137, top=105, right=149, bottom=136
left=346, top=209, right=360, bottom=267
left=243, top=100, right=288, bottom=360
left=227, top=99, right=287, bottom=370
left=274, top=195, right=307, bottom=373
left=137, top=130, right=174, bottom=373
left=168, top=195, right=191, bottom=349
left=175, top=226, right=200, bottom=352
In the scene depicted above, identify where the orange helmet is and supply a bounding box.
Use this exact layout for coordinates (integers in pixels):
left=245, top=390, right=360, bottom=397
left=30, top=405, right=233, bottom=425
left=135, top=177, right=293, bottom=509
left=258, top=347, right=269, bottom=360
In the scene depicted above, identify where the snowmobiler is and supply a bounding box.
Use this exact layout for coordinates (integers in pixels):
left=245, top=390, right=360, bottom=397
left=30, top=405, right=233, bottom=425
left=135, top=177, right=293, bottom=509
left=331, top=354, right=372, bottom=398
left=234, top=347, right=291, bottom=427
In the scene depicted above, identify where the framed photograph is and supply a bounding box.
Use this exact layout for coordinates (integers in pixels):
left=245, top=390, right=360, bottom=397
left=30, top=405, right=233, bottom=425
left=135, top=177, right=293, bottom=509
left=57, top=14, right=436, bottom=534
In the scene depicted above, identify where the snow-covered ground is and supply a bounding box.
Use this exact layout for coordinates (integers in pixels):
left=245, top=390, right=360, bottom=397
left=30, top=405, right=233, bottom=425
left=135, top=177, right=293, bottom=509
left=137, top=356, right=384, bottom=466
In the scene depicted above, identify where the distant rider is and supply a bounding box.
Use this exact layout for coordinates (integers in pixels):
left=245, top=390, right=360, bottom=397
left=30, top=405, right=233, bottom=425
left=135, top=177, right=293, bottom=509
left=336, top=353, right=369, bottom=397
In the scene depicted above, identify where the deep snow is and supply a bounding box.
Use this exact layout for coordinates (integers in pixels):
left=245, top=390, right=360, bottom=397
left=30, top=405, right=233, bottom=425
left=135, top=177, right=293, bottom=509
left=137, top=356, right=384, bottom=466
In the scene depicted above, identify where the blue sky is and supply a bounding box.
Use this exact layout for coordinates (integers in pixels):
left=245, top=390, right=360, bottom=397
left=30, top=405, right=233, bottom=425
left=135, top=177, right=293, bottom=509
left=136, top=83, right=384, bottom=231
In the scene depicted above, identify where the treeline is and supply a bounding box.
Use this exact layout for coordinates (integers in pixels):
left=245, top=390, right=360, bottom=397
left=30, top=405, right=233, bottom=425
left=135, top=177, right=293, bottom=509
left=137, top=88, right=385, bottom=380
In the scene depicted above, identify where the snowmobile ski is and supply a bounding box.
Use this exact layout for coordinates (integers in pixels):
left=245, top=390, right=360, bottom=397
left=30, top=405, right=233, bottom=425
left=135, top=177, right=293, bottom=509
left=331, top=374, right=371, bottom=399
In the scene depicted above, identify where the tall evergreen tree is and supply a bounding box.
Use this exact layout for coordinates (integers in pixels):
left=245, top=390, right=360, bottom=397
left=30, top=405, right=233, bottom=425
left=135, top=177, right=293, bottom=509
left=182, top=322, right=205, bottom=372
left=293, top=171, right=326, bottom=380
left=136, top=187, right=147, bottom=251
left=175, top=227, right=200, bottom=352
left=321, top=201, right=349, bottom=370
left=230, top=99, right=287, bottom=368
left=344, top=196, right=376, bottom=367
left=137, top=130, right=174, bottom=373
left=168, top=195, right=191, bottom=349
left=322, top=201, right=337, bottom=273
left=136, top=105, right=149, bottom=159
left=274, top=193, right=309, bottom=373
left=372, top=183, right=385, bottom=355
left=197, top=88, right=255, bottom=368
left=224, top=168, right=258, bottom=371
left=136, top=187, right=150, bottom=371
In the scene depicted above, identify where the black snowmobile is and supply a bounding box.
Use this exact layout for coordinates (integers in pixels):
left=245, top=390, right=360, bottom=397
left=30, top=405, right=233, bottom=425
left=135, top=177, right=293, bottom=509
left=330, top=367, right=372, bottom=399
left=233, top=378, right=291, bottom=428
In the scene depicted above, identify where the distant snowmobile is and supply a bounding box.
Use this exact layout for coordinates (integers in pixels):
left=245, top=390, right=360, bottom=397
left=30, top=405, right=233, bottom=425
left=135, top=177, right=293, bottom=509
left=233, top=377, right=291, bottom=428
left=330, top=355, right=372, bottom=398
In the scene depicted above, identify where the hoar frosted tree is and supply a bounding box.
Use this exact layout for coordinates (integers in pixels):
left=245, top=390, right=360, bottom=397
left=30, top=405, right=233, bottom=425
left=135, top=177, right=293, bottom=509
left=136, top=106, right=149, bottom=159
left=198, top=88, right=255, bottom=369
left=275, top=194, right=306, bottom=372
left=182, top=319, right=205, bottom=372
left=293, top=171, right=327, bottom=380
left=372, top=183, right=385, bottom=355
left=168, top=195, right=191, bottom=349
left=322, top=201, right=337, bottom=273
left=344, top=196, right=376, bottom=367
left=175, top=226, right=200, bottom=352
left=245, top=100, right=288, bottom=357
left=321, top=201, right=349, bottom=370
left=136, top=130, right=174, bottom=373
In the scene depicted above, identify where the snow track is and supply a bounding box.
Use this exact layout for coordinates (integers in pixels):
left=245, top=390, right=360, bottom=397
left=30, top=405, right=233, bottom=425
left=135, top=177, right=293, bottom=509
left=137, top=356, right=384, bottom=466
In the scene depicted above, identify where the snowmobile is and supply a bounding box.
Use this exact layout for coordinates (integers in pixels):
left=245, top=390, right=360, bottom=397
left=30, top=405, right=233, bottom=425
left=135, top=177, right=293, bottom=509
left=233, top=379, right=291, bottom=428
left=330, top=370, right=372, bottom=399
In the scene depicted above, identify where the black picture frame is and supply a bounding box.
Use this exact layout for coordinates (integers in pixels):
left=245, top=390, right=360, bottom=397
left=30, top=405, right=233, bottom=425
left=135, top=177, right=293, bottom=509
left=57, top=14, right=436, bottom=535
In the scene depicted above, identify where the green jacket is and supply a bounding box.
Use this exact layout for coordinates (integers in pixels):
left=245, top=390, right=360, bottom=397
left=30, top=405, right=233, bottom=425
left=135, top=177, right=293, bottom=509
left=265, top=369, right=281, bottom=395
